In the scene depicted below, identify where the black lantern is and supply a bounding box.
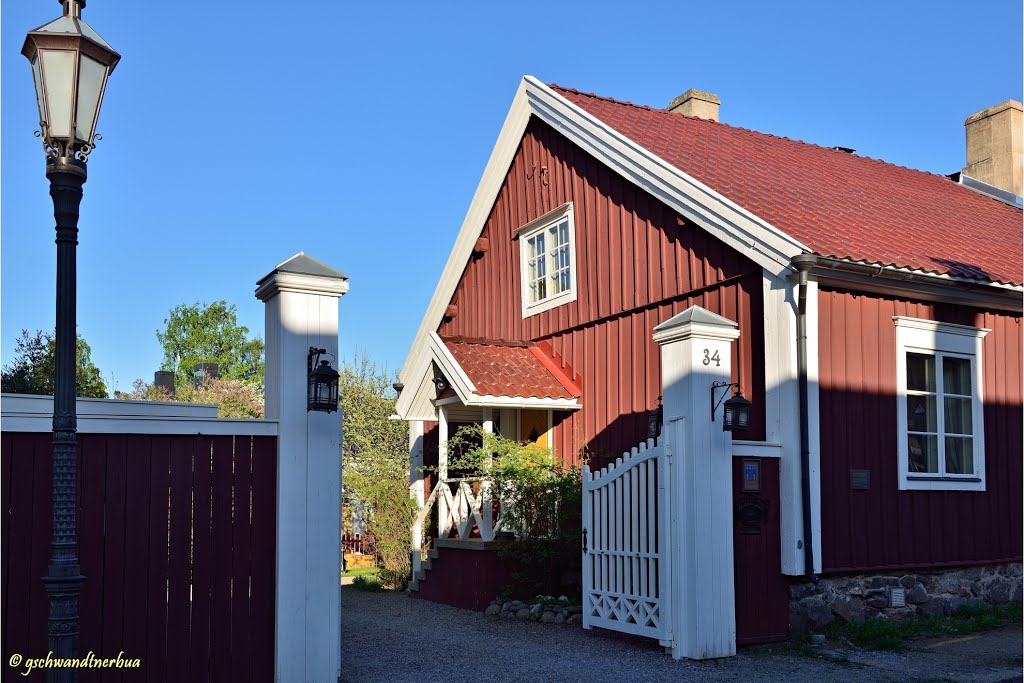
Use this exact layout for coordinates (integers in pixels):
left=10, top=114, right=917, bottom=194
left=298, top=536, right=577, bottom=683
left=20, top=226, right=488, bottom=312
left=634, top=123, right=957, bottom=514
left=711, top=381, right=752, bottom=432
left=647, top=395, right=664, bottom=439
left=307, top=347, right=339, bottom=413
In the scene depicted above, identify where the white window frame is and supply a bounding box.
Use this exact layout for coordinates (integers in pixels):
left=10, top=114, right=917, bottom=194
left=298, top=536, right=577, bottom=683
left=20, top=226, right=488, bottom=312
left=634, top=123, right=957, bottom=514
left=517, top=203, right=578, bottom=318
left=893, top=316, right=990, bottom=491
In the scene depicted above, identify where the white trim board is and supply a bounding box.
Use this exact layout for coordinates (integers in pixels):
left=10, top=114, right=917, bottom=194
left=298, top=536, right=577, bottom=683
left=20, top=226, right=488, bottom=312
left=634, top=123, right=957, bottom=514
left=2, top=394, right=278, bottom=436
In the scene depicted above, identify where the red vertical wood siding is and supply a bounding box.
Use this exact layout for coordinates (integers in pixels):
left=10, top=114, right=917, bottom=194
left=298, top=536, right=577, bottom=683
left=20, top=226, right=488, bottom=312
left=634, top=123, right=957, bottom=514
left=818, top=288, right=1023, bottom=572
left=1, top=432, right=277, bottom=682
left=438, top=118, right=765, bottom=464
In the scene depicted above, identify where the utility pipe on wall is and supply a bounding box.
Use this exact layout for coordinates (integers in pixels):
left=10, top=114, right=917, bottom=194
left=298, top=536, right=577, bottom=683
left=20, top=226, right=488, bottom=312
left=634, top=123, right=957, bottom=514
left=791, top=254, right=818, bottom=579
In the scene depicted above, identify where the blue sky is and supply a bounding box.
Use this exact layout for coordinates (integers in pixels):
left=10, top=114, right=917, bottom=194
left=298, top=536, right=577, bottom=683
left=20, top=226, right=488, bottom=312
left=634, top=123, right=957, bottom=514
left=2, top=0, right=1021, bottom=393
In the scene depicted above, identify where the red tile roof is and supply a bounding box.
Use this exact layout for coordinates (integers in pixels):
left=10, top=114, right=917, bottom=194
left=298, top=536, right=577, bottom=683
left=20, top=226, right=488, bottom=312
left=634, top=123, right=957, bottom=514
left=443, top=338, right=582, bottom=400
left=553, top=85, right=1023, bottom=286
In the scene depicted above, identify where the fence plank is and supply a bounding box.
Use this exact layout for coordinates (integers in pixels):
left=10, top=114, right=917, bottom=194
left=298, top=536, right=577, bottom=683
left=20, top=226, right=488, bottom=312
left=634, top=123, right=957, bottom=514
left=0, top=432, right=12, bottom=665
left=229, top=437, right=253, bottom=683
left=78, top=434, right=106, bottom=683
left=249, top=436, right=277, bottom=683
left=4, top=434, right=39, bottom=667
left=122, top=435, right=153, bottom=682
left=165, top=436, right=194, bottom=683
left=145, top=435, right=171, bottom=683
left=210, top=436, right=235, bottom=683
left=189, top=437, right=215, bottom=683
left=100, top=434, right=128, bottom=683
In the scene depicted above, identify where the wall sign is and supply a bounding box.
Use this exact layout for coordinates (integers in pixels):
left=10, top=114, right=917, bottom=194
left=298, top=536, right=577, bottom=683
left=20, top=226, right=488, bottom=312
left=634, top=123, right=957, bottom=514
left=742, top=459, right=761, bottom=492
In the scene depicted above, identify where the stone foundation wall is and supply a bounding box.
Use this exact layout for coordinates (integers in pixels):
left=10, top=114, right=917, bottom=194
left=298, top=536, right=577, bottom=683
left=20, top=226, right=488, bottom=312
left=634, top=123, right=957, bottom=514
left=790, top=563, right=1022, bottom=632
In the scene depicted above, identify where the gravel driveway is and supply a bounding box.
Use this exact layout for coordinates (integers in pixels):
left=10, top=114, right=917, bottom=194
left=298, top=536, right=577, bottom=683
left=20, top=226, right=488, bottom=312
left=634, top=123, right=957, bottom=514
left=341, top=588, right=1022, bottom=683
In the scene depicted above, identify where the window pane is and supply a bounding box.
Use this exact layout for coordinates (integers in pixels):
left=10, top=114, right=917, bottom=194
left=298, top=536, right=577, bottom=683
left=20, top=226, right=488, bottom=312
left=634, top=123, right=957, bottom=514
left=561, top=270, right=570, bottom=292
left=943, top=357, right=972, bottom=396
left=535, top=233, right=545, bottom=258
left=945, top=437, right=974, bottom=474
left=528, top=282, right=537, bottom=303
left=536, top=278, right=546, bottom=300
left=944, top=397, right=973, bottom=435
left=907, top=395, right=936, bottom=432
left=908, top=434, right=938, bottom=473
left=907, top=353, right=935, bottom=392
left=559, top=220, right=569, bottom=245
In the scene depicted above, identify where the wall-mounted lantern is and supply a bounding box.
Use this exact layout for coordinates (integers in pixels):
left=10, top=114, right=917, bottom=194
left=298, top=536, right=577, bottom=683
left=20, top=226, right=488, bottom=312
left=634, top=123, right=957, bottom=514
left=711, top=381, right=752, bottom=432
left=432, top=376, right=449, bottom=396
left=647, top=395, right=664, bottom=439
left=307, top=347, right=339, bottom=413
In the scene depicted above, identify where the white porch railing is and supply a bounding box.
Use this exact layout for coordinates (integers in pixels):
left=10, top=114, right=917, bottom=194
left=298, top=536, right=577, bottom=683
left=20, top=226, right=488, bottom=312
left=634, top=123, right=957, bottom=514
left=413, top=477, right=502, bottom=543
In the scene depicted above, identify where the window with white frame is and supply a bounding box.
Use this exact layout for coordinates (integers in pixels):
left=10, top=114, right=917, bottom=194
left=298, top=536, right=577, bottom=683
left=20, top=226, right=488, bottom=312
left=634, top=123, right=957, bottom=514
left=518, top=204, right=577, bottom=316
left=894, top=316, right=989, bottom=491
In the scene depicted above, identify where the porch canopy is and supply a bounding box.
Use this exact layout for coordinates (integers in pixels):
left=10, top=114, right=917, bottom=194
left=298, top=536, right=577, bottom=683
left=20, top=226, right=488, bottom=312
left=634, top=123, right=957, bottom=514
left=401, top=332, right=582, bottom=422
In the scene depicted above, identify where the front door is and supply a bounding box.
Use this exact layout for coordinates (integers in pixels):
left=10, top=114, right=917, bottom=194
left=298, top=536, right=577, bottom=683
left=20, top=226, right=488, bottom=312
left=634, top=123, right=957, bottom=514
left=732, top=457, right=789, bottom=645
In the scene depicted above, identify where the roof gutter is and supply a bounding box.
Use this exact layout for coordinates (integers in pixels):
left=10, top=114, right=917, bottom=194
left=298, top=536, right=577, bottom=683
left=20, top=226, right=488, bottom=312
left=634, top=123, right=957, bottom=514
left=794, top=256, right=1023, bottom=314
left=791, top=254, right=818, bottom=581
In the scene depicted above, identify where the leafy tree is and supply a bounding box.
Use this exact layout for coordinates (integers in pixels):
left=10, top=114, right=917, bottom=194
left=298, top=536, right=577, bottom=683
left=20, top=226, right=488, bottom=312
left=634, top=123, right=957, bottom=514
left=1, top=329, right=108, bottom=398
left=115, top=377, right=264, bottom=419
left=156, top=301, right=264, bottom=389
left=340, top=352, right=414, bottom=589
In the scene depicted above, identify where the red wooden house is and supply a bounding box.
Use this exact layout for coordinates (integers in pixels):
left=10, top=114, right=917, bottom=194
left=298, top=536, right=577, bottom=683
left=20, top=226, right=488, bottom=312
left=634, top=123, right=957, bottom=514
left=394, top=79, right=1022, bottom=648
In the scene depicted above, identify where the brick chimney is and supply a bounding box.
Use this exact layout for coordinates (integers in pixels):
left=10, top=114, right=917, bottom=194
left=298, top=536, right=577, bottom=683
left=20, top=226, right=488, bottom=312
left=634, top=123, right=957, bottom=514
left=962, top=100, right=1023, bottom=197
left=667, top=88, right=720, bottom=121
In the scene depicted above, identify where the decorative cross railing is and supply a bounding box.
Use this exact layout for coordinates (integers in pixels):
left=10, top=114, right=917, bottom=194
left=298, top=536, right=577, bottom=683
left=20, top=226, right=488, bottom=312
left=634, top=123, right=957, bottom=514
left=413, top=477, right=503, bottom=543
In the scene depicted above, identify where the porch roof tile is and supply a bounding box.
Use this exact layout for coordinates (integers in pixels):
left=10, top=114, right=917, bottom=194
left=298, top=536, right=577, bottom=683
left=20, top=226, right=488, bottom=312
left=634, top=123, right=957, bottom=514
left=442, top=337, right=582, bottom=400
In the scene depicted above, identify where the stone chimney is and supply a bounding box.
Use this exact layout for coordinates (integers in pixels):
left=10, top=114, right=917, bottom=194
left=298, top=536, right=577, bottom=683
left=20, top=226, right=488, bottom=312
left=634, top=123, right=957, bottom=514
left=667, top=88, right=720, bottom=121
left=962, top=100, right=1023, bottom=197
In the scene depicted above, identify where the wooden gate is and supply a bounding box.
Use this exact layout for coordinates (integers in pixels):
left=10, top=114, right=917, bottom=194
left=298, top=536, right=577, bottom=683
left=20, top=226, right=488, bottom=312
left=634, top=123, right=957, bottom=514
left=582, top=432, right=672, bottom=644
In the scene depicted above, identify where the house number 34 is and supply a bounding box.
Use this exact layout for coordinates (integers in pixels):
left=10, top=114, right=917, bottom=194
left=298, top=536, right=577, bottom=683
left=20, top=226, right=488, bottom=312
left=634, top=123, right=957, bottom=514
left=702, top=349, right=721, bottom=366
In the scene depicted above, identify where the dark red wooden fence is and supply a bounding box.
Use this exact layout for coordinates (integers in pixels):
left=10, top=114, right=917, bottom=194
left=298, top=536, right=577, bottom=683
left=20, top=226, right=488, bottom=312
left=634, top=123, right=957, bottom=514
left=341, top=533, right=376, bottom=556
left=1, top=431, right=277, bottom=682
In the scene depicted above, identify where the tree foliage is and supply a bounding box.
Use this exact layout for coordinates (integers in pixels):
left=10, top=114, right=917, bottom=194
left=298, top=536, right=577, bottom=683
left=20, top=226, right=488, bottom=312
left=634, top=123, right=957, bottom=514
left=1, top=329, right=107, bottom=398
left=115, top=377, right=264, bottom=419
left=339, top=352, right=414, bottom=589
left=156, top=301, right=264, bottom=389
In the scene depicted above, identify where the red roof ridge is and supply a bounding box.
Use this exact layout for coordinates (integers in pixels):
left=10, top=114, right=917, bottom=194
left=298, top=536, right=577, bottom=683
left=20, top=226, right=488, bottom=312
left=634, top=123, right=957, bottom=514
left=548, top=83, right=1017, bottom=194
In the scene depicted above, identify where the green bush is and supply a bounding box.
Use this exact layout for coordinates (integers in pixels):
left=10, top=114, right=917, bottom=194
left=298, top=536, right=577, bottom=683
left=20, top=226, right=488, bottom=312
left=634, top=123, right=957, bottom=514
left=444, top=425, right=583, bottom=598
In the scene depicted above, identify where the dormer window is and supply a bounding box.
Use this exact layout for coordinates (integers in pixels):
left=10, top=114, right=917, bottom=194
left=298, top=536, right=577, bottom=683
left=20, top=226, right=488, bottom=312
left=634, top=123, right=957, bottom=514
left=518, top=203, right=577, bottom=317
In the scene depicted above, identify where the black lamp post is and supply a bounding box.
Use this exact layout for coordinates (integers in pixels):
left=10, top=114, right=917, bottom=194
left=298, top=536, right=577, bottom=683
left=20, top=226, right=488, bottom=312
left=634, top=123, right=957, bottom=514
left=22, top=1, right=119, bottom=677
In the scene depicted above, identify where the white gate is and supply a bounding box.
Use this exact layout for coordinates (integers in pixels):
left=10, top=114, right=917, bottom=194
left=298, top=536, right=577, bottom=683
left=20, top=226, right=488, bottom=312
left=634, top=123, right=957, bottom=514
left=582, top=431, right=672, bottom=645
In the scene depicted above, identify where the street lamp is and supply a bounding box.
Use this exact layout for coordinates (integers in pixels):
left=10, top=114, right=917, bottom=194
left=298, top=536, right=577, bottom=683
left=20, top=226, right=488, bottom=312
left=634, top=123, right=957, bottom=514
left=22, top=0, right=119, bottom=676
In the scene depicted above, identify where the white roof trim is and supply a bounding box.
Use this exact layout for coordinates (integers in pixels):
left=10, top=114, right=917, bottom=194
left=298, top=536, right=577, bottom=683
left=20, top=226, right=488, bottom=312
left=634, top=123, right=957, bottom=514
left=428, top=332, right=477, bottom=403
left=468, top=395, right=581, bottom=410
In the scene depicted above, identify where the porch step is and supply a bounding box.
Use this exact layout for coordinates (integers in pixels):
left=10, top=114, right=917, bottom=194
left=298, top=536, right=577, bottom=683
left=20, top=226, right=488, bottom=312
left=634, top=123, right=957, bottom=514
left=407, top=547, right=442, bottom=592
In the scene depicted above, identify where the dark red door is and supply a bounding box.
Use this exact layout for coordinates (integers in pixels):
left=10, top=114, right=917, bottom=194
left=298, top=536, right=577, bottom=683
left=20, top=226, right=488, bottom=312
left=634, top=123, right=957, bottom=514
left=732, top=457, right=789, bottom=645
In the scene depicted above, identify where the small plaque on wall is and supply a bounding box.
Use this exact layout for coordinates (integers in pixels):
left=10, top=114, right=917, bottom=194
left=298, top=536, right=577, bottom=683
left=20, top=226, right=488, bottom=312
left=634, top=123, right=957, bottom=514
left=850, top=468, right=870, bottom=490
left=742, top=459, right=761, bottom=492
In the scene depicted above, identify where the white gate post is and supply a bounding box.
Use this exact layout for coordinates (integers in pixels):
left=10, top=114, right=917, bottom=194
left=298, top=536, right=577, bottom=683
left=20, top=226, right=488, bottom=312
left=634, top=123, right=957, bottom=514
left=653, top=306, right=739, bottom=660
left=256, top=253, right=349, bottom=683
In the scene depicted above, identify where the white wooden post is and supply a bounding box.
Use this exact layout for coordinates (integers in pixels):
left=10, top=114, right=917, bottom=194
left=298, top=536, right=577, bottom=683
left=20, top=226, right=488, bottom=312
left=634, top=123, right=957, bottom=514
left=437, top=404, right=449, bottom=536
left=409, top=420, right=425, bottom=577
left=653, top=306, right=739, bottom=660
left=256, top=253, right=348, bottom=683
left=481, top=407, right=494, bottom=541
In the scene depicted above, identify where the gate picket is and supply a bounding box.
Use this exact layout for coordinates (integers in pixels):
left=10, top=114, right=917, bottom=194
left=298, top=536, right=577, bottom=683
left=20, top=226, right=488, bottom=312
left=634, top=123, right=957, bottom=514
left=582, top=430, right=672, bottom=643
